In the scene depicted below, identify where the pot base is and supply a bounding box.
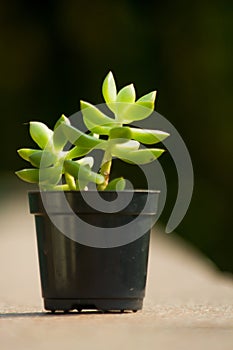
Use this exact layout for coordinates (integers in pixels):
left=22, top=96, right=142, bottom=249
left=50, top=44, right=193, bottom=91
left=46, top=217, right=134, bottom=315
left=44, top=298, right=143, bottom=313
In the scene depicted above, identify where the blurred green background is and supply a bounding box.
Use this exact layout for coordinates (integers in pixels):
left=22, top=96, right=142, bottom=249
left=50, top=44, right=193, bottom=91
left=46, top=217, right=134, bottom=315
left=1, top=0, right=232, bottom=272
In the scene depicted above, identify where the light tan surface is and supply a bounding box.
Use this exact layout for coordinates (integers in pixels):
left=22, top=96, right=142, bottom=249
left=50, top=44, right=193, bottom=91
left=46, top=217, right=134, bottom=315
left=0, top=190, right=233, bottom=350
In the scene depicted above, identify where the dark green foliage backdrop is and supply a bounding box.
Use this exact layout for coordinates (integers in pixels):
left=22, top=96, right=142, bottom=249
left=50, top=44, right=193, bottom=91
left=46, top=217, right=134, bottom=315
left=1, top=0, right=232, bottom=272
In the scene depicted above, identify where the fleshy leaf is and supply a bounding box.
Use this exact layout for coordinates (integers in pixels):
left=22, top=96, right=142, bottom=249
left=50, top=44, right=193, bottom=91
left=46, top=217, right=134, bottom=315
left=53, top=114, right=70, bottom=151
left=54, top=114, right=70, bottom=130
left=61, top=124, right=106, bottom=155
left=129, top=128, right=170, bottom=144
left=65, top=146, right=88, bottom=159
left=87, top=125, right=112, bottom=135
left=64, top=160, right=104, bottom=185
left=136, top=91, right=156, bottom=110
left=116, top=84, right=136, bottom=103
left=29, top=122, right=53, bottom=149
left=17, top=148, right=41, bottom=162
left=115, top=84, right=136, bottom=122
left=39, top=167, right=63, bottom=185
left=109, top=126, right=132, bottom=140
left=112, top=140, right=140, bottom=152
left=114, top=90, right=156, bottom=124
left=115, top=103, right=154, bottom=124
left=112, top=148, right=165, bottom=164
left=105, top=177, right=126, bottom=191
left=76, top=156, right=94, bottom=168
left=81, top=100, right=116, bottom=132
left=102, top=71, right=117, bottom=110
left=29, top=150, right=57, bottom=168
left=76, top=179, right=89, bottom=190
left=15, top=169, right=39, bottom=183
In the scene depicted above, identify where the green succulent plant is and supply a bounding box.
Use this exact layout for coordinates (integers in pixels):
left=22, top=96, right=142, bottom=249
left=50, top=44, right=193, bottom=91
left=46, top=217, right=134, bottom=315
left=16, top=71, right=169, bottom=191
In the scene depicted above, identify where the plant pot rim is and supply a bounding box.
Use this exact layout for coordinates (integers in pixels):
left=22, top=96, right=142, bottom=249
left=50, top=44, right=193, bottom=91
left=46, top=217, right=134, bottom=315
left=28, top=189, right=160, bottom=194
left=28, top=189, right=160, bottom=216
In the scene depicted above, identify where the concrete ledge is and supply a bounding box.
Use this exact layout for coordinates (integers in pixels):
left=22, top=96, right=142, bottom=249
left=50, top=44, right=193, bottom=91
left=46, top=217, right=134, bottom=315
left=0, top=191, right=233, bottom=350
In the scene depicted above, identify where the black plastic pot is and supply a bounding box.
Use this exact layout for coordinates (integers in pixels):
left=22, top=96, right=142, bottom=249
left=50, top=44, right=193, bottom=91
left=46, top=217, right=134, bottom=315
left=29, top=190, right=159, bottom=313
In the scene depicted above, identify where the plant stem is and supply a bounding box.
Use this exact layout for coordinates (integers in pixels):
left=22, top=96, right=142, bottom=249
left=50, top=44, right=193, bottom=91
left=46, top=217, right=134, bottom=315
left=65, top=172, right=76, bottom=190
left=97, top=150, right=112, bottom=191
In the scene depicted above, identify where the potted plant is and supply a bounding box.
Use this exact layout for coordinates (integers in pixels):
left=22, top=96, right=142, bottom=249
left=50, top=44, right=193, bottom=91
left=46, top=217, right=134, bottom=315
left=16, top=71, right=169, bottom=313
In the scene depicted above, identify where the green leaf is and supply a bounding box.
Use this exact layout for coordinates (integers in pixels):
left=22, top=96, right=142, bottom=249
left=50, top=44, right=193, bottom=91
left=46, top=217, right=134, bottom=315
left=109, top=126, right=132, bottom=140
left=88, top=125, right=112, bottom=135
left=116, top=84, right=136, bottom=103
left=17, top=148, right=41, bottom=162
left=114, top=91, right=157, bottom=124
left=102, top=71, right=117, bottom=107
left=105, top=177, right=126, bottom=191
left=112, top=140, right=140, bottom=152
left=105, top=139, right=139, bottom=157
left=53, top=114, right=70, bottom=151
left=114, top=84, right=136, bottom=122
left=15, top=169, right=39, bottom=183
left=116, top=103, right=154, bottom=124
left=30, top=122, right=53, bottom=149
left=64, top=160, right=104, bottom=185
left=136, top=91, right=156, bottom=110
left=15, top=163, right=62, bottom=186
left=112, top=148, right=165, bottom=164
left=82, top=124, right=112, bottom=136
left=65, top=146, right=87, bottom=159
left=61, top=124, right=106, bottom=155
left=81, top=100, right=116, bottom=132
left=39, top=167, right=63, bottom=185
left=54, top=114, right=70, bottom=130
left=76, top=156, right=94, bottom=168
left=29, top=150, right=56, bottom=168
left=129, top=128, right=170, bottom=144
left=76, top=179, right=89, bottom=190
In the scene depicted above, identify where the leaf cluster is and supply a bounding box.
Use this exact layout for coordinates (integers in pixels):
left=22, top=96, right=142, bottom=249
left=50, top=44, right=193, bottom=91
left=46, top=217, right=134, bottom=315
left=16, top=72, right=169, bottom=191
